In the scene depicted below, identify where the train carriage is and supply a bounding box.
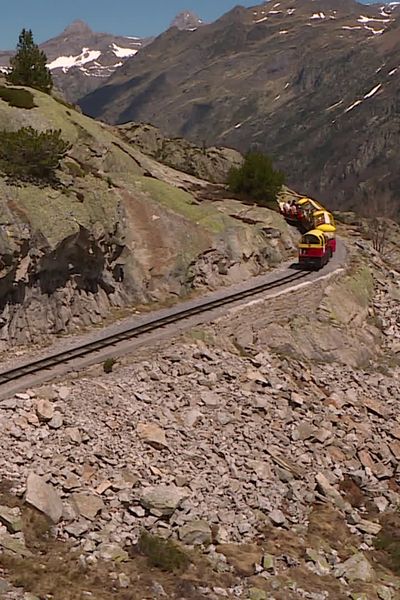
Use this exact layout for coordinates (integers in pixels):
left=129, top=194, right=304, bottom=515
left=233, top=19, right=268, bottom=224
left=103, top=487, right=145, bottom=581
left=298, top=229, right=335, bottom=270
left=280, top=197, right=324, bottom=227
left=279, top=194, right=337, bottom=269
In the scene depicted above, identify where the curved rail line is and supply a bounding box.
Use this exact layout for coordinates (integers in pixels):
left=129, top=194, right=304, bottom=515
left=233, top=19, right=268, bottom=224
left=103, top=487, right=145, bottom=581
left=0, top=269, right=310, bottom=388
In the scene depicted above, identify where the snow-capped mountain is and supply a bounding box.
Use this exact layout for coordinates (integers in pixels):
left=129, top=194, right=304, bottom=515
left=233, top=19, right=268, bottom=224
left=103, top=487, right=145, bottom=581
left=0, top=11, right=209, bottom=102
left=0, top=19, right=152, bottom=103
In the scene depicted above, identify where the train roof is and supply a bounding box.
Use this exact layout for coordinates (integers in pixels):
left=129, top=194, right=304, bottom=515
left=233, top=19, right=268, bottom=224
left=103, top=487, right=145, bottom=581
left=313, top=209, right=334, bottom=217
left=300, top=229, right=326, bottom=240
left=296, top=197, right=323, bottom=208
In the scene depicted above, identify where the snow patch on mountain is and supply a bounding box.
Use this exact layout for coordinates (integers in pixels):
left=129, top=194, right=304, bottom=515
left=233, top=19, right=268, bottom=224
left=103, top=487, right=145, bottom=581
left=47, top=48, right=101, bottom=72
left=111, top=43, right=138, bottom=58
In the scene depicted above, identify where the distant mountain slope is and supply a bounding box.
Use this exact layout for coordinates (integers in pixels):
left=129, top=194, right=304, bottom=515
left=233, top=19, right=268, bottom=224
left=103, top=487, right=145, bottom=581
left=79, top=0, right=400, bottom=216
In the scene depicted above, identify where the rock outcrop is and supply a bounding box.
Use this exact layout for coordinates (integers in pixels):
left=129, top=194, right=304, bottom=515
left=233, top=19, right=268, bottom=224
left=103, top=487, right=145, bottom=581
left=116, top=121, right=243, bottom=183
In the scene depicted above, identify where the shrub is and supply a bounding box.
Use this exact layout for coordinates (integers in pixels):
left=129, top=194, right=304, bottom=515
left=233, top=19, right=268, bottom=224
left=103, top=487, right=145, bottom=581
left=138, top=531, right=190, bottom=572
left=0, top=127, right=71, bottom=183
left=7, top=29, right=53, bottom=93
left=103, top=357, right=117, bottom=373
left=227, top=151, right=285, bottom=206
left=0, top=86, right=36, bottom=109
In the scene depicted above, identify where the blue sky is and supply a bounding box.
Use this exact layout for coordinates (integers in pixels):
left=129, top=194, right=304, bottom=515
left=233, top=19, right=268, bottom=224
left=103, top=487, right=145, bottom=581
left=0, top=0, right=256, bottom=48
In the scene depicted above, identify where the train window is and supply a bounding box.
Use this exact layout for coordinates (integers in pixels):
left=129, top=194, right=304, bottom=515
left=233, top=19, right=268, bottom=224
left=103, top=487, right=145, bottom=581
left=302, top=234, right=320, bottom=245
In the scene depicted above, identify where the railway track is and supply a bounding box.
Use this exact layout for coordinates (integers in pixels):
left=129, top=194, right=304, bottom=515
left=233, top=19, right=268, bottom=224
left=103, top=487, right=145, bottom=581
left=0, top=268, right=310, bottom=390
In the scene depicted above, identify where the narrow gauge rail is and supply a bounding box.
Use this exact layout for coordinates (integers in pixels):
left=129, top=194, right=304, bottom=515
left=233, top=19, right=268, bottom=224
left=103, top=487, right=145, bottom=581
left=0, top=269, right=309, bottom=388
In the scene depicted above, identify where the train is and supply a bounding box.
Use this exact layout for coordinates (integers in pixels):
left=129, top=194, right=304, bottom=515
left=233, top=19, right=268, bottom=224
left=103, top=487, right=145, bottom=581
left=279, top=196, right=336, bottom=270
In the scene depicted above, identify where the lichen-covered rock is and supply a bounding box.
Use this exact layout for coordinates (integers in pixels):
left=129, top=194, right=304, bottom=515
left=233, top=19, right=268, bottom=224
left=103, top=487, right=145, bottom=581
left=117, top=121, right=243, bottom=183
left=335, top=553, right=374, bottom=583
left=140, top=484, right=189, bottom=516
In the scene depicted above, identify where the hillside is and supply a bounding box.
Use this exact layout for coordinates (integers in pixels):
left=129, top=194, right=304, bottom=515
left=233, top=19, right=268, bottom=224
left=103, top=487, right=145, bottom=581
left=0, top=79, right=296, bottom=348
left=79, top=0, right=400, bottom=218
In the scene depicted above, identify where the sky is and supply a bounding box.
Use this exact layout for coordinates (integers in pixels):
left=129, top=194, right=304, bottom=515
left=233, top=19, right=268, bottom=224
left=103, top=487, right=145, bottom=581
left=0, top=0, right=256, bottom=49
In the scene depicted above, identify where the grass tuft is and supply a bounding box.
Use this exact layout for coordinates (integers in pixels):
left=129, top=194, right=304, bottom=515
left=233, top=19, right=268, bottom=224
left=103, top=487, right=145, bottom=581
left=103, top=357, right=117, bottom=373
left=137, top=531, right=190, bottom=572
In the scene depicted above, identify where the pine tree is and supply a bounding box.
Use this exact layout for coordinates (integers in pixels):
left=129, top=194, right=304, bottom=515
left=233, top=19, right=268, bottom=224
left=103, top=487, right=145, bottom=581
left=228, top=151, right=285, bottom=205
left=7, top=29, right=53, bottom=93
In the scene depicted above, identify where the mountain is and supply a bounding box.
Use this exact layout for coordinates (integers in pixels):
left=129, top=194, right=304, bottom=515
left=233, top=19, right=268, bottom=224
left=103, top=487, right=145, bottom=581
left=0, top=10, right=207, bottom=104
left=79, top=0, right=400, bottom=217
left=0, top=20, right=152, bottom=103
left=170, top=10, right=204, bottom=30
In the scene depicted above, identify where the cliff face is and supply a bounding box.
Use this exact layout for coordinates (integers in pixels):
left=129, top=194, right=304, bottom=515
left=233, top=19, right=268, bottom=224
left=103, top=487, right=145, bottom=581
left=79, top=0, right=400, bottom=217
left=0, top=84, right=296, bottom=348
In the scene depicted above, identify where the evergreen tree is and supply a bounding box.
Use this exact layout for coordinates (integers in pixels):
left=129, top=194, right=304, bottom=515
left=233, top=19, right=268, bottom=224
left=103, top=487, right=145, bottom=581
left=7, top=29, right=53, bottom=93
left=227, top=151, right=285, bottom=205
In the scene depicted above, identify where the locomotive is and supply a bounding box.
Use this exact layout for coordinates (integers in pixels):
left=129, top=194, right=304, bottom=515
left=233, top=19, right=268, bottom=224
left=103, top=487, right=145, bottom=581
left=280, top=196, right=337, bottom=270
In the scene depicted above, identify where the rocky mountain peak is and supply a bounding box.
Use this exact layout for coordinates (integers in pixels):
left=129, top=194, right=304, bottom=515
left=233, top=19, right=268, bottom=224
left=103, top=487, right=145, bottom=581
left=62, top=20, right=93, bottom=36
left=170, top=10, right=203, bottom=30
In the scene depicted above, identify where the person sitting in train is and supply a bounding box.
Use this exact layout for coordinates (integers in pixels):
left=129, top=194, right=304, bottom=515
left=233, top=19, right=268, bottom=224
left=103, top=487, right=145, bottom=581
left=289, top=200, right=297, bottom=217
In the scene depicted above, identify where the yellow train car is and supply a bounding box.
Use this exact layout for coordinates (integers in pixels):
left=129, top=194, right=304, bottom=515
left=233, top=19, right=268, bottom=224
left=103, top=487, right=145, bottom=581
left=298, top=229, right=336, bottom=270
left=311, top=209, right=336, bottom=234
left=295, top=198, right=324, bottom=225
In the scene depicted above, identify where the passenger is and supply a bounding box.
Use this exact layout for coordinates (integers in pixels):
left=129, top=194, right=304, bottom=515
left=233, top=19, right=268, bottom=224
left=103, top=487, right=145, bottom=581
left=289, top=200, right=297, bottom=217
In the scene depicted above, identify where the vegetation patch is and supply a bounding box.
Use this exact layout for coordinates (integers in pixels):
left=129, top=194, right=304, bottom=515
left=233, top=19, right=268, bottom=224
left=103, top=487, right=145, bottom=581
left=139, top=176, right=230, bottom=234
left=137, top=531, right=190, bottom=572
left=228, top=151, right=285, bottom=207
left=347, top=264, right=374, bottom=308
left=64, top=159, right=85, bottom=178
left=0, top=126, right=70, bottom=183
left=53, top=95, right=77, bottom=111
left=0, top=86, right=36, bottom=109
left=103, top=357, right=117, bottom=373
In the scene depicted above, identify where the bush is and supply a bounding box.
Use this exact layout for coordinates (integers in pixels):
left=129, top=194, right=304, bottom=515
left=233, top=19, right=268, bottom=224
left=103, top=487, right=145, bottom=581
left=0, top=86, right=36, bottom=109
left=138, top=531, right=190, bottom=572
left=227, top=151, right=285, bottom=206
left=0, top=127, right=71, bottom=183
left=103, top=357, right=117, bottom=374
